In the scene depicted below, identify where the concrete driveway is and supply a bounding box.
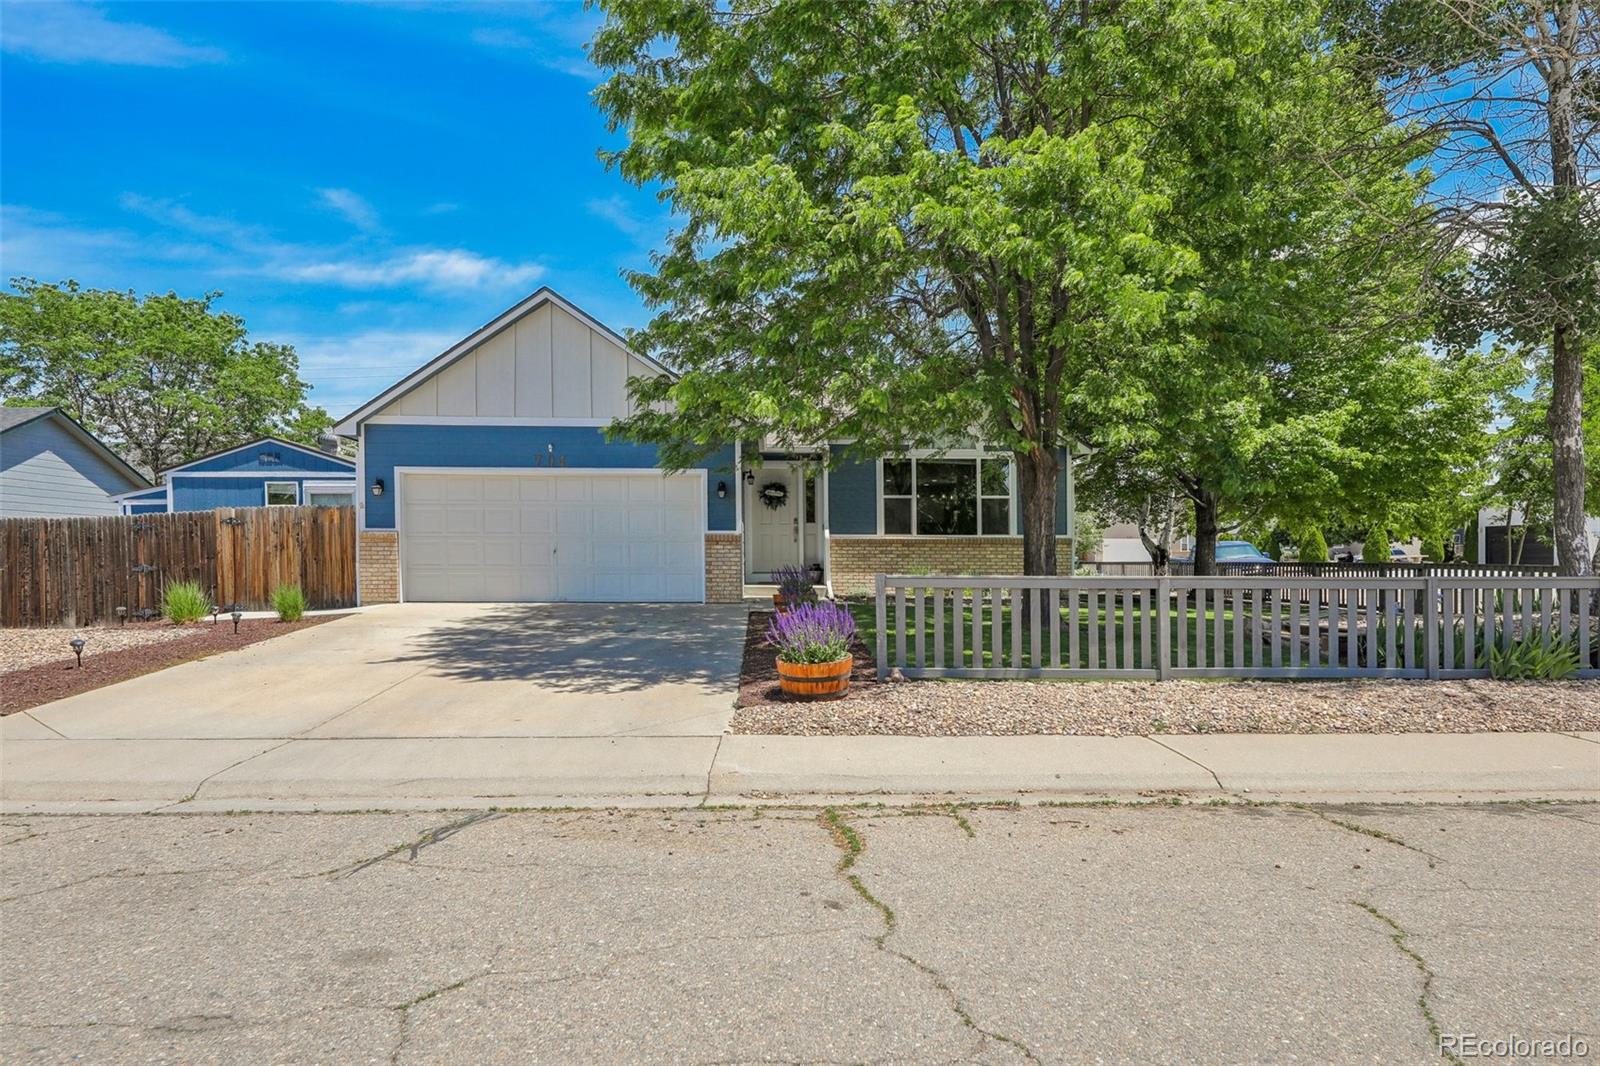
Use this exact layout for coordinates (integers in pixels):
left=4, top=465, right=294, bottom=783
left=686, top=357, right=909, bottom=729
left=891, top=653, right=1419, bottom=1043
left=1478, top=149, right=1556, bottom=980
left=16, top=603, right=748, bottom=741
left=2, top=604, right=749, bottom=808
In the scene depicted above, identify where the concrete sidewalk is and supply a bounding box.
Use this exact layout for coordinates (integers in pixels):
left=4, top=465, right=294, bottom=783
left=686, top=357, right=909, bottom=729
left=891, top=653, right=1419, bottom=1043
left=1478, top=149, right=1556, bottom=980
left=3, top=717, right=1596, bottom=812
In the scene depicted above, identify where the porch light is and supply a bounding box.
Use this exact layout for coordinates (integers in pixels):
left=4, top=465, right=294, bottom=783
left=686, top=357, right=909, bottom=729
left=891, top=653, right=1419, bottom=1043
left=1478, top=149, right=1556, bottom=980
left=231, top=610, right=243, bottom=634
left=717, top=481, right=727, bottom=499
left=69, top=638, right=85, bottom=669
left=744, top=470, right=755, bottom=485
left=371, top=477, right=385, bottom=497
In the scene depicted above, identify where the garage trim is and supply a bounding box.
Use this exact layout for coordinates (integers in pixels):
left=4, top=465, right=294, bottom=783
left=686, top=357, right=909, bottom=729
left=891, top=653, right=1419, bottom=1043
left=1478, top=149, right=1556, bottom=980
left=392, top=466, right=708, bottom=603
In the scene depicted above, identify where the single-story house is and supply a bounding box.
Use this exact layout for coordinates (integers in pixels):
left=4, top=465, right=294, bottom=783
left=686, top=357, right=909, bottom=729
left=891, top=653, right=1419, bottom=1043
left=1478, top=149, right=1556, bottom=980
left=112, top=437, right=356, bottom=515
left=0, top=406, right=150, bottom=518
left=337, top=286, right=1075, bottom=601
left=335, top=287, right=1075, bottom=605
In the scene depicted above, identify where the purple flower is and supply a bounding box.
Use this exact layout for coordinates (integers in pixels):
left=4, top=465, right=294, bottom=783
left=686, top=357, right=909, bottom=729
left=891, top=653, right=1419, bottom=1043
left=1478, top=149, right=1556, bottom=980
left=771, top=564, right=811, bottom=603
left=766, top=600, right=856, bottom=664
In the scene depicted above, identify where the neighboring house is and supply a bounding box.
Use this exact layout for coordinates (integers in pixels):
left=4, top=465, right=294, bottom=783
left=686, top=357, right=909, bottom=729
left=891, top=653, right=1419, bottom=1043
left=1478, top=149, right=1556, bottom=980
left=0, top=406, right=150, bottom=518
left=1471, top=505, right=1600, bottom=566
left=334, top=286, right=1075, bottom=606
left=112, top=438, right=356, bottom=515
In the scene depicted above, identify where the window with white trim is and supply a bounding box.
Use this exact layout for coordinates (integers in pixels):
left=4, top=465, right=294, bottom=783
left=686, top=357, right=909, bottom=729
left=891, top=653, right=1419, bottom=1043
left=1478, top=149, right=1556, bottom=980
left=264, top=481, right=299, bottom=507
left=881, top=457, right=1012, bottom=535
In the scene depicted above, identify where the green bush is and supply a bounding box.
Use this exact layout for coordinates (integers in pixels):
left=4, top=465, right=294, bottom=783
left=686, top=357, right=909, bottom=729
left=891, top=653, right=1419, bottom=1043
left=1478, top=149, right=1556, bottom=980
left=1360, top=528, right=1390, bottom=563
left=271, top=584, right=306, bottom=622
left=1298, top=526, right=1329, bottom=563
left=161, top=580, right=210, bottom=625
left=1489, top=636, right=1580, bottom=680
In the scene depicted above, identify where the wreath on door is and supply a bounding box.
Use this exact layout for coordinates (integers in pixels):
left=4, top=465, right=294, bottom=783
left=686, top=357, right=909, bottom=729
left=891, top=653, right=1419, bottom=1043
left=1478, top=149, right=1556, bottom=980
left=758, top=481, right=789, bottom=510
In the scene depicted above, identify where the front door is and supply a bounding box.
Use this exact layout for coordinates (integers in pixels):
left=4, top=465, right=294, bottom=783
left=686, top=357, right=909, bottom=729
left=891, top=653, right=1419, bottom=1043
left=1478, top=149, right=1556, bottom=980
left=748, top=465, right=799, bottom=579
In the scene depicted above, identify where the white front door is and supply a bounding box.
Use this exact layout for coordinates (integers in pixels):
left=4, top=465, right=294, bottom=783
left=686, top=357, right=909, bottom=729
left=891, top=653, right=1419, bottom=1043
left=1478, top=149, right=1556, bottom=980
left=748, top=465, right=799, bottom=578
left=398, top=471, right=704, bottom=602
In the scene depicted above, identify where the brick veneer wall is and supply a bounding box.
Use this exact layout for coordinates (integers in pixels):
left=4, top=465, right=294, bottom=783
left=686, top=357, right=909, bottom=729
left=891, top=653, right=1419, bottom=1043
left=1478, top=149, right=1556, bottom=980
left=358, top=530, right=400, bottom=604
left=705, top=532, right=743, bottom=603
left=828, top=536, right=1074, bottom=596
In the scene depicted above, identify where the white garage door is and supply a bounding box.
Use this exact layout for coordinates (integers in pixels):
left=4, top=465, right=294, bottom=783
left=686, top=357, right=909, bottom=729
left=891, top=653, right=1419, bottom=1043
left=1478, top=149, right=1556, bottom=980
left=398, top=471, right=704, bottom=602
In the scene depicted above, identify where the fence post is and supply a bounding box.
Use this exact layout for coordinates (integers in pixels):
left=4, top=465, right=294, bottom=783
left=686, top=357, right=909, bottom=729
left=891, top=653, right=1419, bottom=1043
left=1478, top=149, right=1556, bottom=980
left=1424, top=575, right=1440, bottom=679
left=1156, top=577, right=1171, bottom=680
left=875, top=573, right=888, bottom=681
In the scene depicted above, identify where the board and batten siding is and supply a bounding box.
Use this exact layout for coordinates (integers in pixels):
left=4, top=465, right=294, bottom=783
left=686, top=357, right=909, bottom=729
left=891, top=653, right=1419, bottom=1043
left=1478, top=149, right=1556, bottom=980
left=376, top=301, right=661, bottom=421
left=0, top=418, right=142, bottom=518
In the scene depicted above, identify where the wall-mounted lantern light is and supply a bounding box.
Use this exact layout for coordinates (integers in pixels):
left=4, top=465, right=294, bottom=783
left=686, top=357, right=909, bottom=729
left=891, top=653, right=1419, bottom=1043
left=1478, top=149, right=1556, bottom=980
left=69, top=638, right=86, bottom=669
left=717, top=481, right=727, bottom=499
left=371, top=477, right=385, bottom=497
left=744, top=470, right=756, bottom=485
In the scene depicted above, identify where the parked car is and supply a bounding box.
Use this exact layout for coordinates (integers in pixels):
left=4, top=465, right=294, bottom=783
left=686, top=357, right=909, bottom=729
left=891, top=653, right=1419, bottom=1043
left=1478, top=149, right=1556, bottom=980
left=1171, top=540, right=1275, bottom=565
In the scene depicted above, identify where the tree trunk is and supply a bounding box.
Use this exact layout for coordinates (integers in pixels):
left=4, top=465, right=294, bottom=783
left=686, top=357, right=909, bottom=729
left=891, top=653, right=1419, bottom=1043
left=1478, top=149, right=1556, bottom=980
left=1548, top=322, right=1591, bottom=575
left=1191, top=490, right=1220, bottom=576
left=1015, top=446, right=1060, bottom=577
left=1545, top=0, right=1591, bottom=578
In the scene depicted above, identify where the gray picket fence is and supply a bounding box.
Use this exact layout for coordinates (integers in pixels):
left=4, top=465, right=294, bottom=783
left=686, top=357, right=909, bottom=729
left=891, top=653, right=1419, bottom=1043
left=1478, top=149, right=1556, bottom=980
left=873, top=574, right=1600, bottom=681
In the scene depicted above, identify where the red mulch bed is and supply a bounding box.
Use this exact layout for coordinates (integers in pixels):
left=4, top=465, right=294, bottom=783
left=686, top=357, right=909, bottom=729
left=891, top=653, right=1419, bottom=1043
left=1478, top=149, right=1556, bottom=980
left=1, top=615, right=348, bottom=716
left=737, top=610, right=880, bottom=707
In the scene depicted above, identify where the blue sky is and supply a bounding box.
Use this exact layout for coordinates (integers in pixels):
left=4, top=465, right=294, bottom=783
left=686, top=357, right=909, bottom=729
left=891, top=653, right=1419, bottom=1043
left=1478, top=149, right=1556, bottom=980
left=0, top=1, right=668, bottom=418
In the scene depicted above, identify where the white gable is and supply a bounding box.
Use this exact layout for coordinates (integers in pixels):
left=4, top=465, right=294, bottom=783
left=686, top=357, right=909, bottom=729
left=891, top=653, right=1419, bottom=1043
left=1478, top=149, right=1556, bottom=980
left=347, top=290, right=667, bottom=428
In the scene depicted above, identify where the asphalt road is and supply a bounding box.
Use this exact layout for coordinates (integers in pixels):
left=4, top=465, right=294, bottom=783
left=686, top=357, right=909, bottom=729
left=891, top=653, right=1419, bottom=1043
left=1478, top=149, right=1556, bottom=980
left=2, top=802, right=1595, bottom=1064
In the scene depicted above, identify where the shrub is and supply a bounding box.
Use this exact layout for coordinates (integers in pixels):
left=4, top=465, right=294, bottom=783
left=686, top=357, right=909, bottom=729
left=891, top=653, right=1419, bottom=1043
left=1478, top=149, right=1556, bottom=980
left=771, top=564, right=812, bottom=606
left=1420, top=532, right=1446, bottom=563
left=1298, top=526, right=1329, bottom=564
left=271, top=584, right=306, bottom=622
left=1360, top=528, right=1390, bottom=563
left=766, top=601, right=856, bottom=664
left=161, top=580, right=209, bottom=625
left=1489, top=636, right=1580, bottom=680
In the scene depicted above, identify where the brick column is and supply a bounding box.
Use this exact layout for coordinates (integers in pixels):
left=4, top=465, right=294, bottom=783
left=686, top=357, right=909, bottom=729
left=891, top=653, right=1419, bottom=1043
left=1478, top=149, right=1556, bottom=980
left=705, top=532, right=743, bottom=603
left=358, top=530, right=400, bottom=604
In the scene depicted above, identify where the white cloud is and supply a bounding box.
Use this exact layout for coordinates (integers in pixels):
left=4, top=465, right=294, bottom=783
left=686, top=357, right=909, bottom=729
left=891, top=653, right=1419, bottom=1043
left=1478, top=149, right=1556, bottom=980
left=587, top=195, right=652, bottom=241
left=280, top=250, right=544, bottom=291
left=286, top=327, right=465, bottom=414
left=115, top=194, right=544, bottom=293
left=0, top=2, right=225, bottom=67
left=468, top=14, right=599, bottom=80
left=317, top=188, right=381, bottom=232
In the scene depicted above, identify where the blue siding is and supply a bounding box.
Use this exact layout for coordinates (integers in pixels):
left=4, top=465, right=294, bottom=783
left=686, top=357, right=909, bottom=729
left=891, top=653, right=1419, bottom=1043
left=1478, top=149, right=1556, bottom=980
left=169, top=475, right=355, bottom=512
left=121, top=487, right=167, bottom=503
left=180, top=441, right=353, bottom=475
left=825, top=446, right=1072, bottom=536
left=1, top=417, right=145, bottom=517
left=827, top=453, right=879, bottom=534
left=362, top=424, right=736, bottom=531
left=127, top=502, right=167, bottom=515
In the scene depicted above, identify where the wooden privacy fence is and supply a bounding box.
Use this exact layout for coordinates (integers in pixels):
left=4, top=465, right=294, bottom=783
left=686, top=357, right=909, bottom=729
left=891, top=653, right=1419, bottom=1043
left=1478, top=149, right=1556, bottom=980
left=0, top=506, right=356, bottom=627
left=874, top=574, right=1600, bottom=681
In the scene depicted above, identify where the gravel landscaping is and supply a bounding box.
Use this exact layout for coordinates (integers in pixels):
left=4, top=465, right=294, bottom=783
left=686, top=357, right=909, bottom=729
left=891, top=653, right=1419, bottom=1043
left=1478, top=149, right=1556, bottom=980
left=733, top=611, right=1600, bottom=736
left=0, top=623, right=195, bottom=672
left=1, top=616, right=347, bottom=715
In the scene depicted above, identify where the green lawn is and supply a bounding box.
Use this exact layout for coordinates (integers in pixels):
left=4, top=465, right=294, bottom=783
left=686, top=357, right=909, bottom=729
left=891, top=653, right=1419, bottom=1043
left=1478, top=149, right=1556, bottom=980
left=846, top=593, right=1304, bottom=672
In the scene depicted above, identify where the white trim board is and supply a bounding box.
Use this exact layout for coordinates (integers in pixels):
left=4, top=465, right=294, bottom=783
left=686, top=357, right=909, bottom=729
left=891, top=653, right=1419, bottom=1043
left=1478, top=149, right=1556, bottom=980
left=361, top=415, right=618, bottom=428
left=165, top=471, right=358, bottom=481
left=333, top=287, right=675, bottom=436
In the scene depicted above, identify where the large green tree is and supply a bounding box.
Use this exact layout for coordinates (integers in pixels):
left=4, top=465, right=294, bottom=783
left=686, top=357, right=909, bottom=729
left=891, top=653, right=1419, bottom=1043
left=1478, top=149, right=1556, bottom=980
left=1073, top=23, right=1503, bottom=573
left=593, top=0, right=1351, bottom=577
left=1332, top=0, right=1599, bottom=575
left=0, top=278, right=331, bottom=476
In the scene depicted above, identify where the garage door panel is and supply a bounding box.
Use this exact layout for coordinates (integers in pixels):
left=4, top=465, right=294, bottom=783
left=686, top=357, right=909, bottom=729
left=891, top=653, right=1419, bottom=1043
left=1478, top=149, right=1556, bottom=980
left=400, top=471, right=703, bottom=603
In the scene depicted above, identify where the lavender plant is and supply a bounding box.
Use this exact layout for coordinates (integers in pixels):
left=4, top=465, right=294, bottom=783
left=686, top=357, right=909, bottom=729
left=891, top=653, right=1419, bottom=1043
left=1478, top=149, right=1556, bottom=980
left=771, top=563, right=812, bottom=605
left=766, top=601, right=856, bottom=664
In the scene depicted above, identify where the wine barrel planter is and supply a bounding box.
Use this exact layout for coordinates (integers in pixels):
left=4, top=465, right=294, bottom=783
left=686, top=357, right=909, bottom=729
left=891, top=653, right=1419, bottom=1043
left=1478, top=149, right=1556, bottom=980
left=776, top=655, right=853, bottom=699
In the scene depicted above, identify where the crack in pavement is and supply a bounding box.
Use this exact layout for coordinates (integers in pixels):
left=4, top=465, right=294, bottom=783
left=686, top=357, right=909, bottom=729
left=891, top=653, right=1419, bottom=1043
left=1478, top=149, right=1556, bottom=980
left=0, top=866, right=251, bottom=904
left=1350, top=900, right=1464, bottom=1066
left=1293, top=804, right=1448, bottom=868
left=820, top=807, right=1039, bottom=1064
left=309, top=811, right=501, bottom=880
left=153, top=739, right=296, bottom=810
left=1143, top=736, right=1230, bottom=793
